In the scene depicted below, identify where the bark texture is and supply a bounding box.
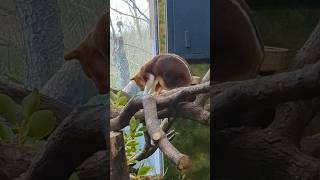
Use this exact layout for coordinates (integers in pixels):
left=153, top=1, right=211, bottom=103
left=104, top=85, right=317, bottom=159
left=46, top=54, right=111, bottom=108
left=110, top=131, right=130, bottom=180
left=15, top=105, right=107, bottom=180
left=40, top=61, right=98, bottom=105
left=212, top=14, right=320, bottom=180
left=15, top=0, right=64, bottom=89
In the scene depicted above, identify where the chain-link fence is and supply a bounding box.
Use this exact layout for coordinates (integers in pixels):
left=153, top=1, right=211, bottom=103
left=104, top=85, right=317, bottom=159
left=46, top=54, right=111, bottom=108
left=110, top=0, right=153, bottom=90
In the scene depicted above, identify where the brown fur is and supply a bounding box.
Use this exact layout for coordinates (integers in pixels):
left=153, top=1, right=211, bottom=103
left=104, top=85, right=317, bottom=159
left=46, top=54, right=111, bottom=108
left=131, top=54, right=192, bottom=94
left=64, top=13, right=109, bottom=94
left=213, top=0, right=264, bottom=82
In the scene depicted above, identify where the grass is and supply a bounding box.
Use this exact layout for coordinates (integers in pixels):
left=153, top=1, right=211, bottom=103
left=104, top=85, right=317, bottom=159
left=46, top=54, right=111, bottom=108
left=189, top=63, right=210, bottom=78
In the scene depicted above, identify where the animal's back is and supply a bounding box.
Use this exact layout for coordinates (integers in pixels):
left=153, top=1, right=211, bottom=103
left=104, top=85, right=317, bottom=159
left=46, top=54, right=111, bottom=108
left=151, top=54, right=192, bottom=89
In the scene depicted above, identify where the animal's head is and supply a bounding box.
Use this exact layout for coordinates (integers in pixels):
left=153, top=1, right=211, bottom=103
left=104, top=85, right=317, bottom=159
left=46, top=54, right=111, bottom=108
left=64, top=13, right=108, bottom=94
left=64, top=45, right=108, bottom=94
left=130, top=70, right=148, bottom=91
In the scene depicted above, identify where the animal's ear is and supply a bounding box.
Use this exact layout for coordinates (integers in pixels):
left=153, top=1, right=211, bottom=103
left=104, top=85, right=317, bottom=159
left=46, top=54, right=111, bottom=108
left=64, top=49, right=79, bottom=61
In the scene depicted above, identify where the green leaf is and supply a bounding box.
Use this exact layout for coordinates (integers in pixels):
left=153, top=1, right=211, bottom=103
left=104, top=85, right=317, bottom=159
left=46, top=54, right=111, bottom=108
left=12, top=127, right=19, bottom=134
left=0, top=93, right=18, bottom=124
left=22, top=89, right=40, bottom=119
left=130, top=118, right=138, bottom=131
left=135, top=132, right=144, bottom=137
left=138, top=125, right=146, bottom=132
left=118, top=96, right=128, bottom=106
left=117, top=90, right=122, bottom=97
left=69, top=173, right=80, bottom=180
left=127, top=140, right=139, bottom=147
left=27, top=110, right=55, bottom=139
left=128, top=159, right=137, bottom=165
left=0, top=122, right=14, bottom=142
left=137, top=166, right=151, bottom=176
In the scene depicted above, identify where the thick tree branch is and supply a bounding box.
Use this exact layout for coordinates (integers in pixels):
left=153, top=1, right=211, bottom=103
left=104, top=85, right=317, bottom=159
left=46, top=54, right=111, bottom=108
left=142, top=95, right=189, bottom=170
left=212, top=60, right=320, bottom=130
left=267, top=101, right=314, bottom=146
left=214, top=126, right=320, bottom=179
left=132, top=118, right=175, bottom=162
left=301, top=133, right=320, bottom=159
left=175, top=102, right=210, bottom=125
left=15, top=105, right=107, bottom=180
left=142, top=95, right=165, bottom=141
left=110, top=82, right=210, bottom=130
left=195, top=69, right=210, bottom=106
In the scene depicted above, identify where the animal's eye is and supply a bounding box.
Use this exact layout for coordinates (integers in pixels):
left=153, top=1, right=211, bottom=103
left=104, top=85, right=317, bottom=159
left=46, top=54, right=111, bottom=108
left=143, top=74, right=148, bottom=81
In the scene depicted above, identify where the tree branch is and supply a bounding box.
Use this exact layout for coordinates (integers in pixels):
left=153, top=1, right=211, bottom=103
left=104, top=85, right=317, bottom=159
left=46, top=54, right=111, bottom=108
left=212, top=60, right=320, bottom=130
left=142, top=95, right=189, bottom=170
left=110, top=7, right=149, bottom=23
left=110, top=82, right=210, bottom=131
left=15, top=105, right=107, bottom=180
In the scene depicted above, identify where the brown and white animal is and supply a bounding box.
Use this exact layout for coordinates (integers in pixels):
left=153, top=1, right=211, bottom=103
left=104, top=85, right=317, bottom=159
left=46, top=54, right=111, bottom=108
left=213, top=0, right=264, bottom=83
left=64, top=12, right=109, bottom=94
left=131, top=54, right=193, bottom=95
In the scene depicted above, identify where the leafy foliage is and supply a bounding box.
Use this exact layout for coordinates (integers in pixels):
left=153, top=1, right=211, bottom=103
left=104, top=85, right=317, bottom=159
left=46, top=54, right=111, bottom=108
left=28, top=110, right=55, bottom=138
left=0, top=89, right=56, bottom=144
left=0, top=123, right=14, bottom=142
left=110, top=90, right=128, bottom=108
left=110, top=90, right=153, bottom=179
left=0, top=93, right=19, bottom=124
left=124, top=117, right=145, bottom=166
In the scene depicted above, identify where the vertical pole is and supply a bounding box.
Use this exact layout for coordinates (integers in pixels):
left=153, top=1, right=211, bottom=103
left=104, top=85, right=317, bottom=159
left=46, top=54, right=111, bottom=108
left=115, top=37, right=130, bottom=89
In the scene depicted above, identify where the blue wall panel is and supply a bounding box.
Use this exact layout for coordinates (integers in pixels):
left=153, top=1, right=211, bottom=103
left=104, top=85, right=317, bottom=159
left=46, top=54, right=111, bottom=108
left=166, top=0, right=210, bottom=62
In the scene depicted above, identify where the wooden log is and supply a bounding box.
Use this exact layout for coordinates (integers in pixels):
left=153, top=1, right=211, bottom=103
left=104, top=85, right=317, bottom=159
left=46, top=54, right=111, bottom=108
left=110, top=131, right=130, bottom=180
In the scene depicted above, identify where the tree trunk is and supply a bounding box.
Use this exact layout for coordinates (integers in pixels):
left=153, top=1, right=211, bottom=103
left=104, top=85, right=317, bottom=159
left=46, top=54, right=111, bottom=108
left=110, top=131, right=130, bottom=180
left=15, top=0, right=64, bottom=89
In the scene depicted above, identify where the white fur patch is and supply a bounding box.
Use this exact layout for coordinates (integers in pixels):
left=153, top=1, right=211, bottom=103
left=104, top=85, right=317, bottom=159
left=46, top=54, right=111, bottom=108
left=167, top=53, right=193, bottom=78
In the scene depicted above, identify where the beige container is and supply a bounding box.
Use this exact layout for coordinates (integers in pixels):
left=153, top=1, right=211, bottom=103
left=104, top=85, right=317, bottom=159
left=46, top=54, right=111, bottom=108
left=191, top=76, right=201, bottom=85
left=260, top=46, right=289, bottom=72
